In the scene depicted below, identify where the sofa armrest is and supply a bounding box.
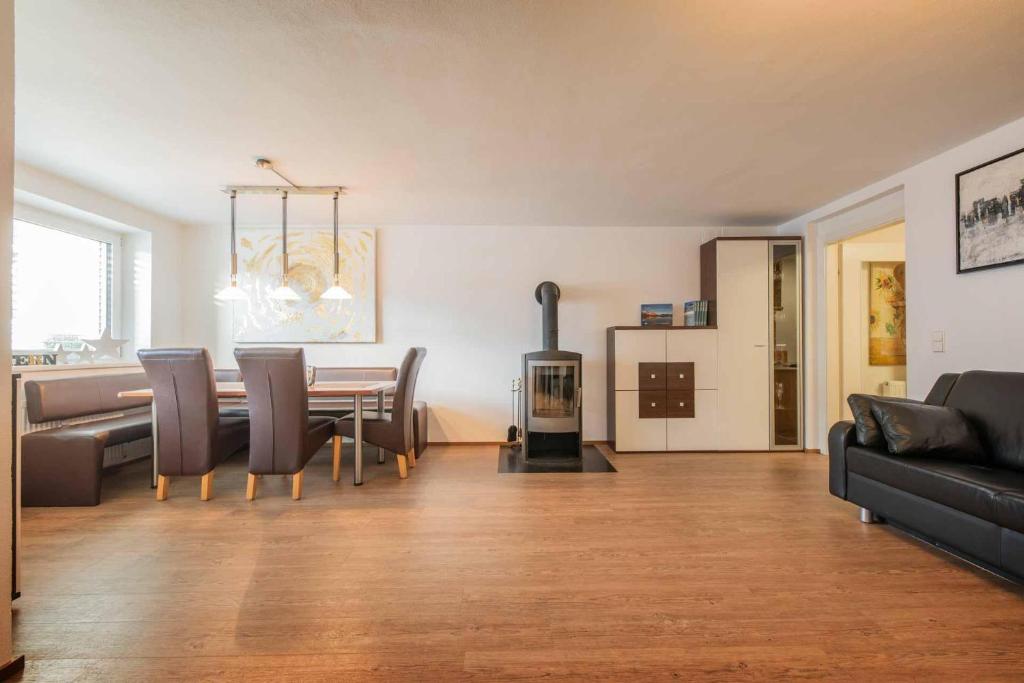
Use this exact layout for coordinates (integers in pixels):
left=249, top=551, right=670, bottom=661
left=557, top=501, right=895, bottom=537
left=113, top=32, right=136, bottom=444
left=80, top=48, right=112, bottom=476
left=828, top=420, right=857, bottom=500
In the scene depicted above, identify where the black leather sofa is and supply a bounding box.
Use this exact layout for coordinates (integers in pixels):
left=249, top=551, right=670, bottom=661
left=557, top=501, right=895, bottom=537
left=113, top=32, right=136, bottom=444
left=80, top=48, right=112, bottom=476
left=829, top=371, right=1024, bottom=581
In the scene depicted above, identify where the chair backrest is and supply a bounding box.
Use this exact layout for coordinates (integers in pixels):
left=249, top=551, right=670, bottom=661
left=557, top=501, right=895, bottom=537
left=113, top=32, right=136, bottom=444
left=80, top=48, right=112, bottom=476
left=214, top=368, right=242, bottom=382
left=24, top=372, right=151, bottom=424
left=390, top=348, right=427, bottom=453
left=137, top=348, right=219, bottom=476
left=234, top=347, right=310, bottom=474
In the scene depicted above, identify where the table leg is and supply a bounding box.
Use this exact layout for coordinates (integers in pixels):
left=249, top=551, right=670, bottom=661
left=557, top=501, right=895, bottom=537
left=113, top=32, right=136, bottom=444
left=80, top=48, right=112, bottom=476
left=150, top=400, right=159, bottom=489
left=353, top=394, right=364, bottom=486
left=376, top=389, right=386, bottom=464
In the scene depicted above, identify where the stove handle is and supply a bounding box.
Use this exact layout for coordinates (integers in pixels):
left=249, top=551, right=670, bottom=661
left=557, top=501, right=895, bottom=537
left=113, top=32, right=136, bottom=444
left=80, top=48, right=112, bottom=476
left=577, top=386, right=582, bottom=408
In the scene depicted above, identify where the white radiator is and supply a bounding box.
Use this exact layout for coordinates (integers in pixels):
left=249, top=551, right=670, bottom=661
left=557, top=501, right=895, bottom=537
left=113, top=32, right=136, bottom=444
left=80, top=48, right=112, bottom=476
left=880, top=380, right=907, bottom=398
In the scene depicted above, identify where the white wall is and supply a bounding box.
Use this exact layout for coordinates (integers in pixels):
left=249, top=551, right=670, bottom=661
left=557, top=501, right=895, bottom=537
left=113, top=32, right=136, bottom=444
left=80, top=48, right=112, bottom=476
left=13, top=163, right=185, bottom=350
left=184, top=224, right=773, bottom=442
left=0, top=0, right=14, bottom=665
left=779, top=114, right=1024, bottom=450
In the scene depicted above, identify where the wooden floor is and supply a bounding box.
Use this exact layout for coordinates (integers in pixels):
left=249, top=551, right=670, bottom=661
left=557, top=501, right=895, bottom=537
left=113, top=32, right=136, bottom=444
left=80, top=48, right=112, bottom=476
left=13, top=445, right=1024, bottom=681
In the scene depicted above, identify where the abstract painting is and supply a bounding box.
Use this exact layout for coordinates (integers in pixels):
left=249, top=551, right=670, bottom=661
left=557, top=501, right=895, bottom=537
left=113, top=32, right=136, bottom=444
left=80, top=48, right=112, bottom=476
left=233, top=228, right=376, bottom=343
left=868, top=261, right=905, bottom=366
left=956, top=146, right=1024, bottom=273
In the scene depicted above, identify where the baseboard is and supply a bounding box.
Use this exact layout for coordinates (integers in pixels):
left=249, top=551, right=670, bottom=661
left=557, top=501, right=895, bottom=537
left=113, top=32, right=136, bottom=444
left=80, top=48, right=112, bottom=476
left=0, top=655, right=24, bottom=680
left=805, top=448, right=821, bottom=454
left=427, top=440, right=610, bottom=447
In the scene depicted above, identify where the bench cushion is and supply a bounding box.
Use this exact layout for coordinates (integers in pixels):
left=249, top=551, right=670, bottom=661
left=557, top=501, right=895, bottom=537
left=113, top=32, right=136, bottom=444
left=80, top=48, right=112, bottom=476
left=24, top=373, right=151, bottom=423
left=25, top=412, right=151, bottom=447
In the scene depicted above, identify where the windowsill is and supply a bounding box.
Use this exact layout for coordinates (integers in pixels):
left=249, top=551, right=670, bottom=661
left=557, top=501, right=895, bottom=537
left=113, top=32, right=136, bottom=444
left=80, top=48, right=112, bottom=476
left=12, top=361, right=141, bottom=374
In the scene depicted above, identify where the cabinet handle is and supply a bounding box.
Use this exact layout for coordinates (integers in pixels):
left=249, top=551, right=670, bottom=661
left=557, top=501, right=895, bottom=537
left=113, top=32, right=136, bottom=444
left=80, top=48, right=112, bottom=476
left=754, top=344, right=768, bottom=348
left=650, top=402, right=657, bottom=407
left=678, top=373, right=685, bottom=379
left=679, top=401, right=685, bottom=407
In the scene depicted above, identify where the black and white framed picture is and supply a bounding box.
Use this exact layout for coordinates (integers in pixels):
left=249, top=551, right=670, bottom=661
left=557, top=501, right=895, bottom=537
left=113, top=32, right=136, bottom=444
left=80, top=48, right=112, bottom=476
left=956, top=146, right=1024, bottom=273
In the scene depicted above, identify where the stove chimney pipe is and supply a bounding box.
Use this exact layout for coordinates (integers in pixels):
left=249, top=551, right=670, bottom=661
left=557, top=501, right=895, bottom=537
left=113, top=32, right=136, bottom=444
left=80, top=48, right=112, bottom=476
left=535, top=281, right=560, bottom=351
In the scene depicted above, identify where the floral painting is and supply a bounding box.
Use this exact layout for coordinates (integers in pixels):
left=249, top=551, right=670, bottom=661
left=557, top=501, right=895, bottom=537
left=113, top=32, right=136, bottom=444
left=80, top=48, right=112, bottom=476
left=868, top=261, right=905, bottom=366
left=232, top=228, right=376, bottom=343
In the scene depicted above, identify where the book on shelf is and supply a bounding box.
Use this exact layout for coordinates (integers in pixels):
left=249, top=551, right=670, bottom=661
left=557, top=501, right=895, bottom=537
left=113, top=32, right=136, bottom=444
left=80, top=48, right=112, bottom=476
left=682, top=300, right=709, bottom=327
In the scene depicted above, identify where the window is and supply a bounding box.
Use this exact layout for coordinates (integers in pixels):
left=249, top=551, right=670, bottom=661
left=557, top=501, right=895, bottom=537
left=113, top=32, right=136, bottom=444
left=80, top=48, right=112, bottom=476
left=12, top=220, right=114, bottom=351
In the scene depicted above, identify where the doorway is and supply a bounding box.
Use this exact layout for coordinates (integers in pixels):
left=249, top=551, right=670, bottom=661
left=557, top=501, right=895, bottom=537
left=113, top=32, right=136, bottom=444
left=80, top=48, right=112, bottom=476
left=825, top=221, right=907, bottom=426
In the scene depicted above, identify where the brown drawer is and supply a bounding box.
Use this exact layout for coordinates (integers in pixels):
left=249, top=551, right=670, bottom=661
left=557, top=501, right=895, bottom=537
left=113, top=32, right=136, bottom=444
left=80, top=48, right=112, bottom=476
left=666, top=362, right=695, bottom=390
left=638, top=362, right=667, bottom=390
left=638, top=390, right=667, bottom=419
left=666, top=390, right=695, bottom=418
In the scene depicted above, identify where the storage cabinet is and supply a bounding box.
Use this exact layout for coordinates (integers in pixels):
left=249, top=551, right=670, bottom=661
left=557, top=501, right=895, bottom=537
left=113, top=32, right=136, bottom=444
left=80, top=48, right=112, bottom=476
left=607, top=327, right=718, bottom=452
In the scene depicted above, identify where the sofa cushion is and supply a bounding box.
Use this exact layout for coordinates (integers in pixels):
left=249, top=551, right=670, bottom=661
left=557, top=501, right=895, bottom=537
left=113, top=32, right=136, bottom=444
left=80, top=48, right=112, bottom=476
left=870, top=400, right=986, bottom=462
left=25, top=373, right=151, bottom=423
left=943, top=370, right=1024, bottom=472
left=846, top=446, right=1024, bottom=524
left=847, top=394, right=920, bottom=448
left=994, top=491, right=1024, bottom=534
left=25, top=412, right=152, bottom=447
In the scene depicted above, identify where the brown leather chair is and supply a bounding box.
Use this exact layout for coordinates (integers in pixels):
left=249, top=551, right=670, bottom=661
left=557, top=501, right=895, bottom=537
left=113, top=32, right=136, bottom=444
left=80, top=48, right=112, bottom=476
left=138, top=348, right=250, bottom=501
left=334, top=348, right=426, bottom=480
left=234, top=348, right=336, bottom=500
left=21, top=373, right=153, bottom=506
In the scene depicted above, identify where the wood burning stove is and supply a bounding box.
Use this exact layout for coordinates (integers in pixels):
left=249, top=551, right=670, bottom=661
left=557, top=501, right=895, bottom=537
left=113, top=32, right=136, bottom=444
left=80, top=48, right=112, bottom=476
left=522, top=282, right=582, bottom=458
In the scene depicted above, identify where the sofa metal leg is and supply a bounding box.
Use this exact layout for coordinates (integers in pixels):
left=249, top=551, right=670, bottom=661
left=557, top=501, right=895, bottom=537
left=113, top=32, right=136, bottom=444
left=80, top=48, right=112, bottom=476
left=859, top=507, right=880, bottom=524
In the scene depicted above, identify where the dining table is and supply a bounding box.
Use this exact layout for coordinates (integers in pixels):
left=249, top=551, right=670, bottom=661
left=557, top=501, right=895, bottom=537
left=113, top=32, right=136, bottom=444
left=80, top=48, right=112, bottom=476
left=118, top=380, right=397, bottom=487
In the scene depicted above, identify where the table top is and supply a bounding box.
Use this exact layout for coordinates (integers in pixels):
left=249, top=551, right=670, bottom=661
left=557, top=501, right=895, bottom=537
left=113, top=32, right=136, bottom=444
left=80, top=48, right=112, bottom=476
left=118, top=380, right=396, bottom=399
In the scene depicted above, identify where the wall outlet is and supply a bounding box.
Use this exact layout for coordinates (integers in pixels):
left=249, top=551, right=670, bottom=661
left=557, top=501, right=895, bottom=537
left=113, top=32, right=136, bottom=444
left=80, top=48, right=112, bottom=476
left=931, top=330, right=945, bottom=353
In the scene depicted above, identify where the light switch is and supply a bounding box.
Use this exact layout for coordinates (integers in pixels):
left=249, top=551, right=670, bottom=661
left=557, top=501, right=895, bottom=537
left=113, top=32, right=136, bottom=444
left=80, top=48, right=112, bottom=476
left=931, top=330, right=945, bottom=353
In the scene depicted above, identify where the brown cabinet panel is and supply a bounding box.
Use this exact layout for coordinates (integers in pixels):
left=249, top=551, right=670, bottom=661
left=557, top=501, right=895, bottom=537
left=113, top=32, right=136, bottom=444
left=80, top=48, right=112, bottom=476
left=638, top=390, right=667, bottom=419
left=638, top=363, right=667, bottom=390
left=666, top=390, right=696, bottom=418
left=666, top=362, right=695, bottom=390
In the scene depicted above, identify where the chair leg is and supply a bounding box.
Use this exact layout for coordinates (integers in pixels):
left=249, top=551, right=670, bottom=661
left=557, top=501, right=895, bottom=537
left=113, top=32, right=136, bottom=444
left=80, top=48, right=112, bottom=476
left=332, top=436, right=342, bottom=482
left=408, top=448, right=417, bottom=468
left=292, top=469, right=304, bottom=500
left=396, top=453, right=409, bottom=479
left=200, top=471, right=214, bottom=501
left=246, top=473, right=257, bottom=501
left=156, top=475, right=169, bottom=501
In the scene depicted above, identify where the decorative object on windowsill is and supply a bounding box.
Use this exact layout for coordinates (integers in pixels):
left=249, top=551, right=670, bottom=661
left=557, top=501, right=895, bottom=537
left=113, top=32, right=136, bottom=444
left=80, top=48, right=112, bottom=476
left=956, top=145, right=1024, bottom=273
left=83, top=327, right=129, bottom=361
left=12, top=352, right=57, bottom=367
left=868, top=261, right=906, bottom=366
left=640, top=303, right=673, bottom=327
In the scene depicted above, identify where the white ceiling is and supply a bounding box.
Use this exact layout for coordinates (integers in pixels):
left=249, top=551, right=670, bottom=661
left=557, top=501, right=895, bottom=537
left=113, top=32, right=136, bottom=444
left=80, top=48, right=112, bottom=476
left=14, top=0, right=1024, bottom=228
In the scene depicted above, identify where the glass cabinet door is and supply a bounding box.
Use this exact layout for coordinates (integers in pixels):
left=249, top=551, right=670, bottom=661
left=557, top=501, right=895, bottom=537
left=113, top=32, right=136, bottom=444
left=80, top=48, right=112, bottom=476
left=769, top=241, right=802, bottom=449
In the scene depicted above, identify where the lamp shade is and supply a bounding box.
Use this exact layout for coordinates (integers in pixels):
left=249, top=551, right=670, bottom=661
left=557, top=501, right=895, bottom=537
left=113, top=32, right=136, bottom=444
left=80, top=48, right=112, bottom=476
left=320, top=284, right=352, bottom=300
left=269, top=284, right=301, bottom=301
left=215, top=283, right=248, bottom=301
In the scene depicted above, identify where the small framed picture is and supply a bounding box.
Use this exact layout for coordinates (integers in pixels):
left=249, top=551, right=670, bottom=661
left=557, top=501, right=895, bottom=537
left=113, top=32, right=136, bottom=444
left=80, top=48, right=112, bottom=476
left=640, top=303, right=673, bottom=327
left=956, top=145, right=1024, bottom=273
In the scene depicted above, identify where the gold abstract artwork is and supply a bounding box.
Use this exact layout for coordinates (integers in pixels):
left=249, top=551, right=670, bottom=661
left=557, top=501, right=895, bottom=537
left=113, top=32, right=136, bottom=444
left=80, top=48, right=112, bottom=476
left=233, top=228, right=376, bottom=343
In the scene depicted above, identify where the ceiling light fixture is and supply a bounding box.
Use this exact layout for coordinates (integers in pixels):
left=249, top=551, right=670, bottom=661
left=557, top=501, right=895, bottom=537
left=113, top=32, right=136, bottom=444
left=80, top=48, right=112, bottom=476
left=269, top=190, right=301, bottom=301
left=214, top=190, right=247, bottom=301
left=319, top=191, right=353, bottom=301
left=254, top=157, right=298, bottom=188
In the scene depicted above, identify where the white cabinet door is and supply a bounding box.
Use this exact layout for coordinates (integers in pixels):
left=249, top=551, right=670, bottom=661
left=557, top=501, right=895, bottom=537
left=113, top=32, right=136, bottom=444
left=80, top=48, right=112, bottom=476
left=614, top=391, right=666, bottom=451
left=667, top=390, right=718, bottom=451
left=613, top=330, right=666, bottom=391
left=666, top=329, right=718, bottom=389
left=716, top=241, right=771, bottom=451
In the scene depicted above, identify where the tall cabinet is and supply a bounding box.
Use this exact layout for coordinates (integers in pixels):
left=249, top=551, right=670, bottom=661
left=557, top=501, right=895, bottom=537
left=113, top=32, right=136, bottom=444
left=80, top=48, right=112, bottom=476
left=701, top=237, right=803, bottom=451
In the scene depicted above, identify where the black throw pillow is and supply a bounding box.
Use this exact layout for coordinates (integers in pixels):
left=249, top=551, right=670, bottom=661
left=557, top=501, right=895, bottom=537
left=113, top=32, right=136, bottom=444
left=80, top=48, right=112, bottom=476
left=869, top=399, right=987, bottom=462
left=847, top=394, right=921, bottom=448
